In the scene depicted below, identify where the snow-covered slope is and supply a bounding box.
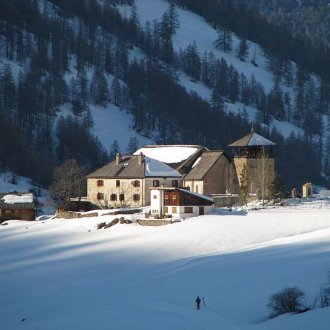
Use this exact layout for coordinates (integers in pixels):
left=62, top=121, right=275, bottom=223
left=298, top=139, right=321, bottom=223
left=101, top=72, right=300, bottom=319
left=59, top=103, right=153, bottom=151
left=1, top=202, right=330, bottom=329
left=119, top=0, right=328, bottom=142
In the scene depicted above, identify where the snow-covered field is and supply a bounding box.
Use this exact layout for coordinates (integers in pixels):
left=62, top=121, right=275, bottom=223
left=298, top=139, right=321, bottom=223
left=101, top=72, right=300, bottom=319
left=1, top=201, right=330, bottom=329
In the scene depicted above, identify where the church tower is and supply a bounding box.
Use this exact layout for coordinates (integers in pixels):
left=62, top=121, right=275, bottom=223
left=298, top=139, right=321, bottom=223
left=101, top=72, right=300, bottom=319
left=228, top=129, right=276, bottom=196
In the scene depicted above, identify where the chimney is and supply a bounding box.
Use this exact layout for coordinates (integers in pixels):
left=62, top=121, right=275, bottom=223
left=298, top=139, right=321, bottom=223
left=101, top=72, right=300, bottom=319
left=116, top=153, right=122, bottom=165
left=138, top=152, right=144, bottom=165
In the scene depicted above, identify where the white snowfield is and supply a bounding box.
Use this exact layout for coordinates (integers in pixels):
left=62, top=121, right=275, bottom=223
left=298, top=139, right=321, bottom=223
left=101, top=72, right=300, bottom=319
left=1, top=200, right=330, bottom=330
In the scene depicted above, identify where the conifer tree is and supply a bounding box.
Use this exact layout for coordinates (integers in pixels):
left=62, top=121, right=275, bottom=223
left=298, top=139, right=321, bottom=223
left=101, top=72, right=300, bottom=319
left=215, top=26, right=232, bottom=52
left=0, top=64, right=16, bottom=118
left=90, top=68, right=109, bottom=106
left=110, top=139, right=120, bottom=161
left=126, top=137, right=139, bottom=154
left=237, top=37, right=249, bottom=61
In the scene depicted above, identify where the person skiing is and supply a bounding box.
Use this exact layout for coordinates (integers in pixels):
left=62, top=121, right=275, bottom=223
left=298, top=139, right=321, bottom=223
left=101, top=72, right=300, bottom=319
left=195, top=296, right=201, bottom=310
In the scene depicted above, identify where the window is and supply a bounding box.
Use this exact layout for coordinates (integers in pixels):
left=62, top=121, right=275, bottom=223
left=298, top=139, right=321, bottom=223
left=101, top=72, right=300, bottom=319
left=172, top=207, right=177, bottom=213
left=172, top=180, right=178, bottom=187
left=184, top=207, right=193, bottom=214
left=153, top=195, right=158, bottom=199
left=97, top=180, right=104, bottom=187
left=119, top=194, right=125, bottom=201
left=133, top=194, right=140, bottom=201
left=110, top=194, right=117, bottom=201
left=164, top=195, right=169, bottom=200
left=116, top=180, right=120, bottom=187
left=97, top=192, right=104, bottom=200
left=164, top=207, right=168, bottom=213
left=153, top=180, right=160, bottom=187
left=133, top=180, right=140, bottom=187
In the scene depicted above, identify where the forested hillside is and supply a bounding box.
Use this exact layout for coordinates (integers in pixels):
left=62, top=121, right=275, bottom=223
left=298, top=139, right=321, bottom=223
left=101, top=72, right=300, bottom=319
left=237, top=0, right=330, bottom=52
left=0, top=0, right=328, bottom=190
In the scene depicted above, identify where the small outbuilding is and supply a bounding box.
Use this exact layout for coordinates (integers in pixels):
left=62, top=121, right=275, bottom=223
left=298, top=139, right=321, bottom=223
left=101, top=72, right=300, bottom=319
left=0, top=192, right=36, bottom=222
left=150, top=187, right=214, bottom=219
left=302, top=183, right=313, bottom=198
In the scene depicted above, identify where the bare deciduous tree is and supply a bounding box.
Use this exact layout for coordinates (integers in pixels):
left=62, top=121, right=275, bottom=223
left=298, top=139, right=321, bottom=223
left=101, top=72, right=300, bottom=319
left=225, top=163, right=237, bottom=195
left=239, top=163, right=248, bottom=206
left=50, top=159, right=86, bottom=210
left=256, top=147, right=274, bottom=206
left=316, top=271, right=330, bottom=308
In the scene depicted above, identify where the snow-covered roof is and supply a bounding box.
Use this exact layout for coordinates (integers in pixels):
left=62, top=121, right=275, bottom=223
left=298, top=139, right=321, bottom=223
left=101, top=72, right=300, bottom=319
left=229, top=131, right=276, bottom=147
left=134, top=145, right=204, bottom=164
left=87, top=154, right=181, bottom=178
left=150, top=187, right=214, bottom=203
left=1, top=193, right=34, bottom=204
left=144, top=157, right=181, bottom=177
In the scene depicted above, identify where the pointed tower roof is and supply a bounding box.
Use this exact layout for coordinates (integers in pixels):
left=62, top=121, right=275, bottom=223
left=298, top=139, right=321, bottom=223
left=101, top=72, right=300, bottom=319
left=228, top=131, right=276, bottom=147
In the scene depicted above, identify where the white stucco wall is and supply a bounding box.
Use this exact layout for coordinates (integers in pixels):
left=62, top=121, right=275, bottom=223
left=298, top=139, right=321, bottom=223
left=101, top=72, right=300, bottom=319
left=164, top=205, right=213, bottom=219
left=150, top=189, right=164, bottom=217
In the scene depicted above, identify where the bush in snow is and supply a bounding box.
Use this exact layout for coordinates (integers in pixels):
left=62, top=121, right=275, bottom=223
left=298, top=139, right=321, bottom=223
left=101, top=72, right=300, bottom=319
left=267, top=287, right=306, bottom=318
left=316, top=271, right=330, bottom=308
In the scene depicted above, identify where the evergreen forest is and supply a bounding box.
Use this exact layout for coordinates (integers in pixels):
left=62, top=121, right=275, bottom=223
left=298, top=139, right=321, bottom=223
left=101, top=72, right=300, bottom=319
left=0, top=0, right=329, bottom=191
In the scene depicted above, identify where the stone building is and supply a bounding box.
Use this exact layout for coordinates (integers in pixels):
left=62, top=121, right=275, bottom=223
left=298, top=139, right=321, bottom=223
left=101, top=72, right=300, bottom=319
left=228, top=129, right=276, bottom=197
left=87, top=131, right=277, bottom=209
left=182, top=151, right=230, bottom=195
left=86, top=153, right=181, bottom=208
